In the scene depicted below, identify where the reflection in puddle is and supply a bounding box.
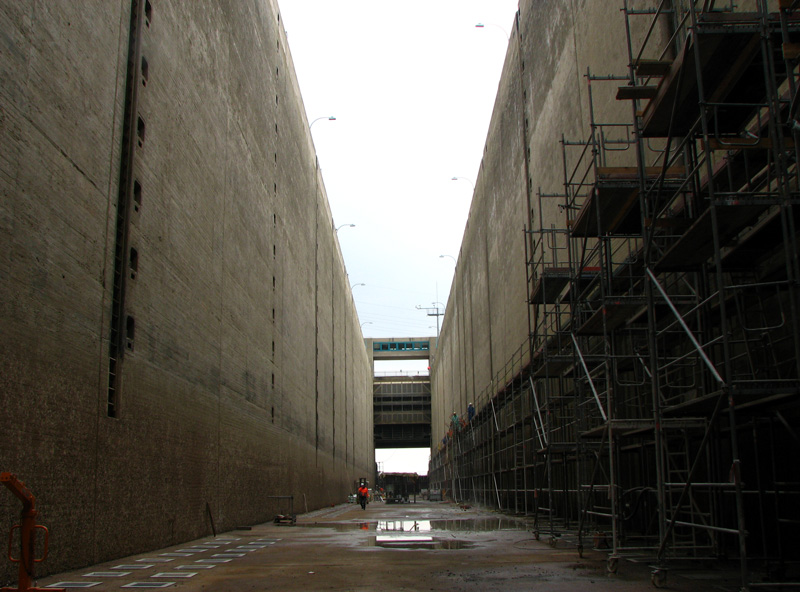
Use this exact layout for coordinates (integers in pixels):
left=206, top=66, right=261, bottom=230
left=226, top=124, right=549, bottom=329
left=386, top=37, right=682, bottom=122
left=299, top=522, right=377, bottom=532
left=299, top=518, right=525, bottom=533
left=378, top=520, right=429, bottom=532
left=369, top=536, right=473, bottom=550
left=378, top=519, right=525, bottom=533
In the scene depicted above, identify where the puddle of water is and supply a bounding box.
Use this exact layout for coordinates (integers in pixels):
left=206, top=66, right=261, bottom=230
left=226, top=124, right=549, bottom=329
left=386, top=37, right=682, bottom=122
left=369, top=536, right=473, bottom=550
left=298, top=522, right=377, bottom=532
left=299, top=518, right=526, bottom=533
left=379, top=519, right=525, bottom=533
left=435, top=518, right=527, bottom=531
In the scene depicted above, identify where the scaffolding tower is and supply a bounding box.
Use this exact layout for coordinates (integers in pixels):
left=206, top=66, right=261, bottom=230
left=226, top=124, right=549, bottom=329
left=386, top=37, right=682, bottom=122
left=430, top=1, right=800, bottom=590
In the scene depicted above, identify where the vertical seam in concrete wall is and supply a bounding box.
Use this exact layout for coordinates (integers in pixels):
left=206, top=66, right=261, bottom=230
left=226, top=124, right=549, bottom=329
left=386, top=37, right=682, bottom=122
left=216, top=11, right=230, bottom=537
left=569, top=0, right=586, bottom=128
left=331, top=230, right=335, bottom=460
left=461, top=266, right=469, bottom=410
left=93, top=0, right=134, bottom=565
left=467, top=262, right=477, bottom=407
left=343, top=297, right=347, bottom=465
left=106, top=0, right=145, bottom=419
left=483, top=228, right=494, bottom=387
left=314, top=158, right=320, bottom=464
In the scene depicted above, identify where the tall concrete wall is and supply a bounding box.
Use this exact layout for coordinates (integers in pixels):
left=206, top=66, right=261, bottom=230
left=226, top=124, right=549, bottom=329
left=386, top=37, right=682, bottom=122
left=432, top=0, right=663, bottom=445
left=0, top=0, right=372, bottom=581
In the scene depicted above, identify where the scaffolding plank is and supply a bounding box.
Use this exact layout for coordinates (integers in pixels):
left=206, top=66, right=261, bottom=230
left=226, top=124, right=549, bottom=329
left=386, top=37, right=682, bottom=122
left=655, top=204, right=767, bottom=270
left=560, top=267, right=601, bottom=302
left=664, top=382, right=799, bottom=416
left=703, top=136, right=794, bottom=151
left=570, top=167, right=685, bottom=237
left=531, top=355, right=573, bottom=378
left=570, top=184, right=638, bottom=237
left=720, top=205, right=797, bottom=270
left=616, top=85, right=658, bottom=100
left=641, top=23, right=764, bottom=137
left=634, top=58, right=673, bottom=77
left=577, top=299, right=647, bottom=335
left=530, top=267, right=571, bottom=304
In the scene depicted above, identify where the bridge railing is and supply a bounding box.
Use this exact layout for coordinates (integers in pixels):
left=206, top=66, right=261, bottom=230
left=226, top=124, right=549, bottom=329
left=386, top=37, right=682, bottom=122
left=373, top=411, right=431, bottom=425
left=373, top=371, right=429, bottom=378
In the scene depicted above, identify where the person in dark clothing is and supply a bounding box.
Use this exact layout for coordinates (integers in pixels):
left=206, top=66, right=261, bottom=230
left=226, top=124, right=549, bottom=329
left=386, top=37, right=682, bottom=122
left=358, top=484, right=369, bottom=510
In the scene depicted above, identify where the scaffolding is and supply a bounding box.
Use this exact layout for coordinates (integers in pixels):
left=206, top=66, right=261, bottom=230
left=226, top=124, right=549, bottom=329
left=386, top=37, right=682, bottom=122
left=430, top=1, right=800, bottom=589
left=617, top=1, right=800, bottom=587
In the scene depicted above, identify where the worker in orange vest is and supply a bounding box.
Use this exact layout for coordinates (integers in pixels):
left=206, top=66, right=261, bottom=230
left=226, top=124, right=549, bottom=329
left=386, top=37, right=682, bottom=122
left=357, top=484, right=369, bottom=510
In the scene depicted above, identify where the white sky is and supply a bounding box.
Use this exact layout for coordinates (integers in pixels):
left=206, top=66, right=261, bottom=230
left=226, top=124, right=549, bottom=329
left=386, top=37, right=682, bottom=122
left=278, top=0, right=519, bottom=474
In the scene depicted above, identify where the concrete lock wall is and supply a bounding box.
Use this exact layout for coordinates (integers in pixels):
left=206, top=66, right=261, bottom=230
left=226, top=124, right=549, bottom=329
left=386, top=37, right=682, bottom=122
left=432, top=0, right=669, bottom=445
left=0, top=0, right=373, bottom=581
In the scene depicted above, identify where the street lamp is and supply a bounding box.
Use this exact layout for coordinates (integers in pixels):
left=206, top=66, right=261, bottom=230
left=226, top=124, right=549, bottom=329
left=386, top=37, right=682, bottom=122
left=360, top=321, right=373, bottom=329
left=336, top=223, right=355, bottom=232
left=451, top=176, right=475, bottom=189
left=416, top=303, right=444, bottom=339
left=310, top=115, right=336, bottom=128
left=351, top=283, right=365, bottom=290
left=475, top=22, right=509, bottom=40
left=439, top=254, right=457, bottom=265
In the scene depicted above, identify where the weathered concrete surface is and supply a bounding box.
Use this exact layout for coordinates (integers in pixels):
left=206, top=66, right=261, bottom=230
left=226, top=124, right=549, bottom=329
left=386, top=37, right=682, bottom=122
left=0, top=0, right=372, bottom=582
left=431, top=0, right=669, bottom=447
left=37, top=500, right=739, bottom=591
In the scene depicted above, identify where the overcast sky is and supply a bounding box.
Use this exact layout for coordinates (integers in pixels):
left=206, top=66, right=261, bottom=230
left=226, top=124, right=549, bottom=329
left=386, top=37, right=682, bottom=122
left=278, top=0, right=519, bottom=474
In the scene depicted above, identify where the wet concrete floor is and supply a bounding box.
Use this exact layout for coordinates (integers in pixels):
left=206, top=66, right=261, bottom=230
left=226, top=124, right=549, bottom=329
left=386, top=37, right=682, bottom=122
left=38, top=500, right=744, bottom=591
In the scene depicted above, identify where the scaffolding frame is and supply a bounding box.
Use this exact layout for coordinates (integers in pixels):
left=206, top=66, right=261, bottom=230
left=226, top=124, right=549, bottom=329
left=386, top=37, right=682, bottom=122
left=620, top=2, right=800, bottom=588
left=430, top=2, right=800, bottom=589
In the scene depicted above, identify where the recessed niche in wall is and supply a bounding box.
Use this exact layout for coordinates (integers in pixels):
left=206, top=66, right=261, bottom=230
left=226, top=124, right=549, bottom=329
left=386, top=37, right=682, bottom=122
left=129, top=247, right=138, bottom=280
left=126, top=316, right=135, bottom=351
left=137, top=115, right=145, bottom=148
left=141, top=56, right=149, bottom=86
left=133, top=180, right=142, bottom=212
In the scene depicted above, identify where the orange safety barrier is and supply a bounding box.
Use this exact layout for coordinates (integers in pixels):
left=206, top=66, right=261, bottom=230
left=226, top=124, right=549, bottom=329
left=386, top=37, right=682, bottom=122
left=0, top=473, right=63, bottom=592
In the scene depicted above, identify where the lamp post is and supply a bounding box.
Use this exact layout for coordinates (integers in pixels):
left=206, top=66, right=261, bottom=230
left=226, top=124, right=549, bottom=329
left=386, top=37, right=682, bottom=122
left=310, top=115, right=336, bottom=128
left=439, top=254, right=457, bottom=265
left=351, top=283, right=365, bottom=290
left=336, top=223, right=355, bottom=232
left=475, top=22, right=509, bottom=40
left=450, top=176, right=475, bottom=189
left=416, top=303, right=444, bottom=340
left=360, top=321, right=373, bottom=329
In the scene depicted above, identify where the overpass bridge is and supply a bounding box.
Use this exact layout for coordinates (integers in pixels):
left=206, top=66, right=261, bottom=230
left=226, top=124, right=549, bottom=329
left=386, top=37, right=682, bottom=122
left=366, top=337, right=436, bottom=449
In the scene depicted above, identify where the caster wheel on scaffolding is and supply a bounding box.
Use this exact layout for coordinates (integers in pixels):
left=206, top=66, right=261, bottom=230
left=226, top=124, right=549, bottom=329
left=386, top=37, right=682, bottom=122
left=577, top=544, right=584, bottom=558
left=548, top=536, right=557, bottom=548
left=533, top=530, right=540, bottom=541
left=651, top=569, right=667, bottom=588
left=607, top=556, right=619, bottom=574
